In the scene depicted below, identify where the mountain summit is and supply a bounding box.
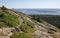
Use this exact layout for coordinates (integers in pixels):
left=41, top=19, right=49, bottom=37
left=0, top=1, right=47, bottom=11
left=0, top=7, right=60, bottom=38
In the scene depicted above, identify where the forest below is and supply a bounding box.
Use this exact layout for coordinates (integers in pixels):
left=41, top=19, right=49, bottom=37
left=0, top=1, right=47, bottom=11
left=30, top=15, right=60, bottom=29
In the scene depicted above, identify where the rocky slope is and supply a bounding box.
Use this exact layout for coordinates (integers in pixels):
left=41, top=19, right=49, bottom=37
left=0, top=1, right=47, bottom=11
left=0, top=6, right=60, bottom=38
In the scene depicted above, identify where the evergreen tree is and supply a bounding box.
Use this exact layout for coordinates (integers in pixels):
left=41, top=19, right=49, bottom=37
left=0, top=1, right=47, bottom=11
left=1, top=6, right=7, bottom=10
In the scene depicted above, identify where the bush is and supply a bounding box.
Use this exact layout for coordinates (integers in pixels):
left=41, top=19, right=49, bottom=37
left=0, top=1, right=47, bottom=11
left=0, top=11, right=19, bottom=27
left=1, top=6, right=7, bottom=10
left=11, top=33, right=32, bottom=38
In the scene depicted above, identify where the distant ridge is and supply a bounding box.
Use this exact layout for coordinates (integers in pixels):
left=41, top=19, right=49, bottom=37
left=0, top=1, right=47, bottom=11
left=14, top=9, right=60, bottom=15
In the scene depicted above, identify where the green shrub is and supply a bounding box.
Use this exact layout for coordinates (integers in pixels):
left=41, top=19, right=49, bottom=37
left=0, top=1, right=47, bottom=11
left=19, top=19, right=35, bottom=33
left=0, top=11, right=19, bottom=27
left=11, top=33, right=32, bottom=38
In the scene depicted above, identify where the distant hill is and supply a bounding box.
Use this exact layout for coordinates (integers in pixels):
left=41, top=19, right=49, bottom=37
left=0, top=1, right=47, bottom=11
left=14, top=9, right=60, bottom=15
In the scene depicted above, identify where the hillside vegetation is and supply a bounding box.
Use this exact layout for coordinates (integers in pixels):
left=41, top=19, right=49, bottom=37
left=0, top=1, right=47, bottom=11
left=0, top=11, right=19, bottom=27
left=0, top=6, right=35, bottom=38
left=0, top=6, right=60, bottom=38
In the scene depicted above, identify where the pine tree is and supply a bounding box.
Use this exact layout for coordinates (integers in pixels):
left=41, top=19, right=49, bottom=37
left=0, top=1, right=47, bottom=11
left=1, top=6, right=7, bottom=10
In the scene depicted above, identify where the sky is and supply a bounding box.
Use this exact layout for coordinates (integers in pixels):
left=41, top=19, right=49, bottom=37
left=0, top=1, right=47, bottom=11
left=0, top=0, right=60, bottom=9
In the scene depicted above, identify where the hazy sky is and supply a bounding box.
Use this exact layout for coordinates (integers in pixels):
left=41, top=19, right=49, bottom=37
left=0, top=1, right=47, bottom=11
left=0, top=0, right=60, bottom=9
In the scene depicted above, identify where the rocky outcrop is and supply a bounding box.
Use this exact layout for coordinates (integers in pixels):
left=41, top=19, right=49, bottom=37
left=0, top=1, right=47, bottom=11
left=0, top=36, right=10, bottom=38
left=0, top=27, right=15, bottom=36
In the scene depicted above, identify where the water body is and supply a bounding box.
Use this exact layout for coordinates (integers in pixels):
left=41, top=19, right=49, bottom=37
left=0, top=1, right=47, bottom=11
left=14, top=9, right=60, bottom=15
